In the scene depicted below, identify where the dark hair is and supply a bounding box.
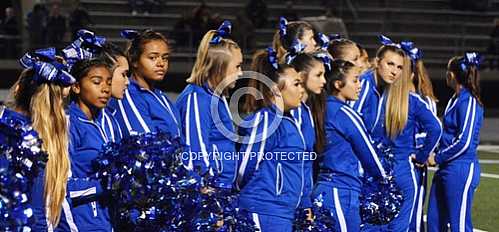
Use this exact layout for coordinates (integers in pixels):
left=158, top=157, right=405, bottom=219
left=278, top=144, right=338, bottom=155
left=272, top=21, right=315, bottom=60
left=70, top=58, right=111, bottom=101
left=11, top=69, right=37, bottom=113
left=448, top=56, right=483, bottom=105
left=125, top=29, right=169, bottom=73
left=242, top=49, right=294, bottom=114
left=326, top=59, right=357, bottom=94
left=99, top=42, right=127, bottom=72
left=291, top=52, right=327, bottom=152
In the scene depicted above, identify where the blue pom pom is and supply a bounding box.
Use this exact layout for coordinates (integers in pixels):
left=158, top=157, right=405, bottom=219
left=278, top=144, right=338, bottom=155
left=360, top=144, right=403, bottom=225
left=0, top=112, right=48, bottom=231
left=93, top=131, right=258, bottom=231
left=293, top=193, right=337, bottom=232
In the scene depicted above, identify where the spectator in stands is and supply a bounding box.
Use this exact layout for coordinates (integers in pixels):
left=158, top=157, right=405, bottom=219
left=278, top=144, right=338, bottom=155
left=46, top=3, right=66, bottom=48
left=27, top=3, right=48, bottom=49
left=1, top=7, right=18, bottom=36
left=1, top=7, right=18, bottom=58
left=173, top=11, right=193, bottom=48
left=233, top=12, right=256, bottom=51
left=302, top=9, right=349, bottom=38
left=487, top=18, right=499, bottom=70
left=69, top=0, right=93, bottom=40
left=128, top=0, right=153, bottom=16
left=245, top=0, right=268, bottom=28
left=282, top=1, right=299, bottom=21
left=191, top=2, right=215, bottom=45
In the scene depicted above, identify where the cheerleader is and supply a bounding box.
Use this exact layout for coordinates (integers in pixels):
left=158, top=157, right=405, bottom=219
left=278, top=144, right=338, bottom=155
left=108, top=29, right=181, bottom=138
left=365, top=40, right=442, bottom=231
left=67, top=58, right=118, bottom=231
left=312, top=59, right=387, bottom=232
left=4, top=48, right=74, bottom=231
left=288, top=50, right=328, bottom=209
left=99, top=42, right=130, bottom=142
left=272, top=17, right=317, bottom=61
left=175, top=20, right=243, bottom=187
left=405, top=43, right=438, bottom=232
left=237, top=47, right=305, bottom=231
left=327, top=37, right=365, bottom=70
left=427, top=53, right=483, bottom=232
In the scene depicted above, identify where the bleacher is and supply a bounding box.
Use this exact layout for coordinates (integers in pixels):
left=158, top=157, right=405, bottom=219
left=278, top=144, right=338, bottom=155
left=79, top=0, right=498, bottom=72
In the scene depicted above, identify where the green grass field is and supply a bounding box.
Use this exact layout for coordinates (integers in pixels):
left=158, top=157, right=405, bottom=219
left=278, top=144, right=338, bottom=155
left=424, top=151, right=499, bottom=231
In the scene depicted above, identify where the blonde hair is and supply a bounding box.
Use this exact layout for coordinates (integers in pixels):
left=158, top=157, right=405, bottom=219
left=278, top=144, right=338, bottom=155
left=187, top=30, right=240, bottom=95
left=10, top=70, right=70, bottom=226
left=384, top=55, right=412, bottom=139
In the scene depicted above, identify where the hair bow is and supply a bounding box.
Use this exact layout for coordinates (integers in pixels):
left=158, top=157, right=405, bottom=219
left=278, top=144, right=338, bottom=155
left=316, top=32, right=330, bottom=51
left=285, top=39, right=306, bottom=64
left=400, top=41, right=423, bottom=63
left=460, top=52, right=482, bottom=71
left=279, top=17, right=288, bottom=38
left=314, top=52, right=332, bottom=71
left=120, top=29, right=141, bottom=40
left=19, top=48, right=75, bottom=86
left=267, top=47, right=279, bottom=70
left=210, top=20, right=232, bottom=45
left=62, top=29, right=106, bottom=70
left=328, top=33, right=342, bottom=41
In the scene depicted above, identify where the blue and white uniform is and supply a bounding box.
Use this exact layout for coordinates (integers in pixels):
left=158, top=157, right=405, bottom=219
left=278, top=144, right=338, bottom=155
left=67, top=102, right=120, bottom=231
left=176, top=83, right=237, bottom=188
left=108, top=80, right=181, bottom=138
left=100, top=105, right=124, bottom=143
left=313, top=96, right=386, bottom=232
left=237, top=105, right=308, bottom=232
left=0, top=106, right=76, bottom=232
left=290, top=102, right=316, bottom=209
left=427, top=88, right=482, bottom=232
left=349, top=69, right=380, bottom=132
left=365, top=92, right=442, bottom=232
left=411, top=95, right=437, bottom=232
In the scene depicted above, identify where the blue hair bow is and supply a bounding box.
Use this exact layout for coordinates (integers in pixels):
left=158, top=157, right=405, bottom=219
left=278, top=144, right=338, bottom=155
left=210, top=20, right=232, bottom=45
left=279, top=17, right=288, bottom=38
left=380, top=35, right=423, bottom=63
left=285, top=39, right=306, bottom=64
left=267, top=47, right=279, bottom=70
left=62, top=29, right=106, bottom=70
left=121, top=29, right=141, bottom=40
left=19, top=48, right=76, bottom=86
left=314, top=52, right=332, bottom=71
left=400, top=41, right=423, bottom=62
left=317, top=32, right=330, bottom=51
left=328, top=33, right=342, bottom=41
left=379, top=35, right=400, bottom=48
left=460, top=52, right=482, bottom=71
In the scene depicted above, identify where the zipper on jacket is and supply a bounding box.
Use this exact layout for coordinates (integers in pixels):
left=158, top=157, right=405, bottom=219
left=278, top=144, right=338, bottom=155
left=91, top=201, right=97, bottom=217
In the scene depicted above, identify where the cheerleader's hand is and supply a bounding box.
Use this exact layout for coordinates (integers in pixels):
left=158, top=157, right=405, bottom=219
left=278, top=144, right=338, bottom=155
left=305, top=208, right=314, bottom=222
left=410, top=154, right=425, bottom=168
left=427, top=153, right=437, bottom=167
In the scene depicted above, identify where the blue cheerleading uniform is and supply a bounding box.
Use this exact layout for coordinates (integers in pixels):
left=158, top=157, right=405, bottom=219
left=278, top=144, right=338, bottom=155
left=364, top=92, right=442, bottom=232
left=411, top=95, right=437, bottom=232
left=67, top=102, right=121, bottom=231
left=0, top=107, right=76, bottom=232
left=176, top=83, right=237, bottom=188
left=108, top=80, right=181, bottom=138
left=312, top=96, right=386, bottom=232
left=349, top=69, right=381, bottom=132
left=237, top=105, right=308, bottom=232
left=100, top=105, right=123, bottom=143
left=427, top=88, right=482, bottom=232
left=290, top=102, right=316, bottom=208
